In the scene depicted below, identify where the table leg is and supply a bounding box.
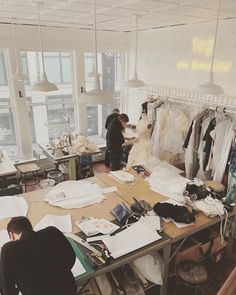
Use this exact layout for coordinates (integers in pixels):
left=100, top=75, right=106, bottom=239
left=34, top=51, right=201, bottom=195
left=226, top=213, right=236, bottom=257
left=160, top=243, right=171, bottom=295
left=68, top=159, right=76, bottom=180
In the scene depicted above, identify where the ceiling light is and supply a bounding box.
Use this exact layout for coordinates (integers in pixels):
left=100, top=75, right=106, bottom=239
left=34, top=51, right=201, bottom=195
left=196, top=0, right=224, bottom=95
left=10, top=18, right=27, bottom=81
left=80, top=0, right=113, bottom=104
left=31, top=2, right=58, bottom=92
left=125, top=15, right=145, bottom=88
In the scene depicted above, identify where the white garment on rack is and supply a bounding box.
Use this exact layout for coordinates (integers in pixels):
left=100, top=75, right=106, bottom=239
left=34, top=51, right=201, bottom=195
left=211, top=120, right=231, bottom=176
left=213, top=123, right=235, bottom=182
left=196, top=115, right=213, bottom=180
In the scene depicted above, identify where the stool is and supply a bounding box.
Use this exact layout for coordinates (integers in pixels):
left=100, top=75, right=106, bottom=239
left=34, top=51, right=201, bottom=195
left=16, top=162, right=41, bottom=192
left=174, top=260, right=208, bottom=295
left=205, top=181, right=225, bottom=194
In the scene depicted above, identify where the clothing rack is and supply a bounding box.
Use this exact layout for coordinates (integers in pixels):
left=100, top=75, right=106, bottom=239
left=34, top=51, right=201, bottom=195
left=134, top=84, right=236, bottom=115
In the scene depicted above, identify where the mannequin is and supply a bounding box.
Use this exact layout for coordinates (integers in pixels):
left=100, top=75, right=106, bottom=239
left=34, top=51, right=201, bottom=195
left=127, top=114, right=155, bottom=168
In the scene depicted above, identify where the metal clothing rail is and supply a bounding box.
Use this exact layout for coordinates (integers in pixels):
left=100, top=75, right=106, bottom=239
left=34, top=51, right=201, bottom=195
left=133, top=84, right=236, bottom=114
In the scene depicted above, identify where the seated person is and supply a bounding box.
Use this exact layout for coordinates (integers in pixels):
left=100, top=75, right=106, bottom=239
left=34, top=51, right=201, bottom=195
left=0, top=216, right=77, bottom=295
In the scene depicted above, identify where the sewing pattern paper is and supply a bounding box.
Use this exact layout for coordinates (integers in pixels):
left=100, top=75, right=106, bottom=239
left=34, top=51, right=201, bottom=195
left=0, top=196, right=28, bottom=220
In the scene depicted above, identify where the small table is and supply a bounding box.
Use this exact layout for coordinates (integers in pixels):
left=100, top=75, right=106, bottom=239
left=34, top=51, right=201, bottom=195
left=38, top=142, right=100, bottom=180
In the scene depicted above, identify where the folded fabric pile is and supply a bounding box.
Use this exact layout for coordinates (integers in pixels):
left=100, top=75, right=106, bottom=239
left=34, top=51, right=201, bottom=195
left=71, top=133, right=97, bottom=155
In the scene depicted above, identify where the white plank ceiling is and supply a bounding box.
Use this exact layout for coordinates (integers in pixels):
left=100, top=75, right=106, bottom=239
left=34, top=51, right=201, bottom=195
left=0, top=0, right=235, bottom=32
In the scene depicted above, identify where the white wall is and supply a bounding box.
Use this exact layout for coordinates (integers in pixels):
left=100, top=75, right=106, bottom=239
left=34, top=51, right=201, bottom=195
left=127, top=19, right=236, bottom=123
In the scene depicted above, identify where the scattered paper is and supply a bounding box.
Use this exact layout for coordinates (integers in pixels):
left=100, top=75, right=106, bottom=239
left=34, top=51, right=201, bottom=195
left=102, top=221, right=162, bottom=259
left=76, top=217, right=119, bottom=236
left=86, top=234, right=111, bottom=243
left=0, top=196, right=28, bottom=220
left=71, top=258, right=86, bottom=277
left=34, top=214, right=72, bottom=233
left=139, top=215, right=161, bottom=231
left=46, top=180, right=105, bottom=209
left=102, top=186, right=118, bottom=194
left=0, top=230, right=10, bottom=247
left=109, top=171, right=135, bottom=183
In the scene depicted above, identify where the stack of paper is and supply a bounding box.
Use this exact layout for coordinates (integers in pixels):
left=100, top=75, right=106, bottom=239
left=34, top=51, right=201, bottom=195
left=76, top=217, right=119, bottom=236
left=46, top=180, right=105, bottom=209
left=34, top=214, right=72, bottom=233
left=0, top=196, right=28, bottom=220
left=102, top=220, right=162, bottom=259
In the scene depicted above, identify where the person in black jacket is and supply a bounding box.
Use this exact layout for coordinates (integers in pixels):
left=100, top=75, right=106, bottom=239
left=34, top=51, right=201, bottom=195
left=104, top=108, right=120, bottom=167
left=0, top=216, right=77, bottom=295
left=106, top=113, right=137, bottom=171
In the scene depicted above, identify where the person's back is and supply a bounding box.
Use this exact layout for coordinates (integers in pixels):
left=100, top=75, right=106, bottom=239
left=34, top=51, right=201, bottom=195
left=0, top=225, right=76, bottom=295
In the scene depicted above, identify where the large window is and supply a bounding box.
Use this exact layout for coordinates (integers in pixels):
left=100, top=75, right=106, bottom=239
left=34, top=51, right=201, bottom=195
left=84, top=52, right=123, bottom=137
left=0, top=50, right=17, bottom=155
left=22, top=51, right=75, bottom=145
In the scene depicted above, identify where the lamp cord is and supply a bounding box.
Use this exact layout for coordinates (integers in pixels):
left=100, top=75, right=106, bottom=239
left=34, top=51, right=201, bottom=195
left=210, top=0, right=222, bottom=74
left=37, top=3, right=45, bottom=73
left=93, top=0, right=98, bottom=75
left=10, top=17, right=18, bottom=72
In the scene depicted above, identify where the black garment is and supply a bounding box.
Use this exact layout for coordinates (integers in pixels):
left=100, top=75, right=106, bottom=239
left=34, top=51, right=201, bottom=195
left=105, top=113, right=119, bottom=129
left=0, top=227, right=76, bottom=295
left=106, top=117, right=124, bottom=171
left=202, top=118, right=216, bottom=170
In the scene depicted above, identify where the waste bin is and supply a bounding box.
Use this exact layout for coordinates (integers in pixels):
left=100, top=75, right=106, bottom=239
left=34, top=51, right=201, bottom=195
left=47, top=170, right=63, bottom=184
left=40, top=179, right=55, bottom=189
left=20, top=177, right=40, bottom=193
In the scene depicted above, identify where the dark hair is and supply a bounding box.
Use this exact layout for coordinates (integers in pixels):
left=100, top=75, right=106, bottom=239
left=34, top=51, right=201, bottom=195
left=112, top=108, right=120, bottom=114
left=118, top=113, right=129, bottom=123
left=7, top=217, right=33, bottom=239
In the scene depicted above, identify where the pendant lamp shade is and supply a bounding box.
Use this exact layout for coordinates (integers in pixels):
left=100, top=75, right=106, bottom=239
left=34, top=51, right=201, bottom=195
left=196, top=0, right=224, bottom=95
left=80, top=0, right=113, bottom=104
left=31, top=2, right=58, bottom=92
left=10, top=18, right=27, bottom=81
left=125, top=15, right=145, bottom=88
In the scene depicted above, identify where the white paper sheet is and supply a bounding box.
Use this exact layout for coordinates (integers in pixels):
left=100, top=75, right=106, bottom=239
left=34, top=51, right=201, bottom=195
left=0, top=230, right=10, bottom=247
left=34, top=214, right=72, bottom=233
left=46, top=180, right=105, bottom=209
left=0, top=196, right=28, bottom=220
left=139, top=215, right=161, bottom=231
left=102, top=186, right=118, bottom=193
left=71, top=258, right=86, bottom=277
left=102, top=221, right=162, bottom=259
left=76, top=218, right=119, bottom=236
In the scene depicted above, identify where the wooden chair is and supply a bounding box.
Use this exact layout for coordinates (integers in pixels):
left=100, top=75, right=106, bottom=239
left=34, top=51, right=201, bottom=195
left=217, top=266, right=236, bottom=295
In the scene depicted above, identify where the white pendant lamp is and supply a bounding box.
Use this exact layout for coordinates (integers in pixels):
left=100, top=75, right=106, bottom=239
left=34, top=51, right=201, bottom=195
left=196, top=0, right=224, bottom=95
left=31, top=2, right=58, bottom=92
left=10, top=18, right=27, bottom=81
left=80, top=0, right=113, bottom=104
left=125, top=15, right=145, bottom=88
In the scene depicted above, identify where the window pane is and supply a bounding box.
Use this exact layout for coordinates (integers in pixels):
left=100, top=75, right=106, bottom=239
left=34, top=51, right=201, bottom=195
left=61, top=57, right=72, bottom=83
left=0, top=51, right=7, bottom=85
left=84, top=52, right=123, bottom=137
left=0, top=51, right=17, bottom=154
left=22, top=51, right=74, bottom=144
left=44, top=57, right=61, bottom=83
left=87, top=106, right=98, bottom=136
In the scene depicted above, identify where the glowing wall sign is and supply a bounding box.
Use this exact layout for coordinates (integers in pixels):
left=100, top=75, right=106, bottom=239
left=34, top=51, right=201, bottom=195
left=176, top=37, right=232, bottom=73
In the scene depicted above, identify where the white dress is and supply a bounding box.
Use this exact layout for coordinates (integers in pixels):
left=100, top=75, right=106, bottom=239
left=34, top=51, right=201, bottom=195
left=127, top=115, right=156, bottom=169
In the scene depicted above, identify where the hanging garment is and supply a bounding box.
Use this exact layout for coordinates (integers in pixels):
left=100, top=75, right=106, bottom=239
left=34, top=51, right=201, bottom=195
left=213, top=123, right=236, bottom=182
left=196, top=115, right=213, bottom=181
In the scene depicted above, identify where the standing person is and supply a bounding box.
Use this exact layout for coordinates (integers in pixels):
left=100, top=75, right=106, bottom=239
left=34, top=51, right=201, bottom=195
left=0, top=216, right=77, bottom=295
left=106, top=113, right=137, bottom=171
left=104, top=108, right=120, bottom=167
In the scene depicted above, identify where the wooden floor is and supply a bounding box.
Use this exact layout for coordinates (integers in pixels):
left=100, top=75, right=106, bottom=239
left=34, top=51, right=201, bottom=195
left=93, top=161, right=236, bottom=295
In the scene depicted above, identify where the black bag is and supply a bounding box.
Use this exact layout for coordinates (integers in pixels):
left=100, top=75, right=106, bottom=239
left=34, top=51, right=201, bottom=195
left=153, top=202, right=196, bottom=224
